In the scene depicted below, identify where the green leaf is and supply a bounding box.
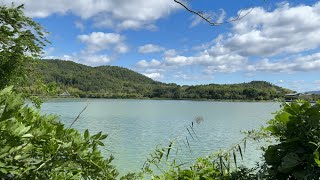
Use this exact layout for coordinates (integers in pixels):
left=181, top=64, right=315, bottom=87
left=62, top=142, right=72, bottom=148
left=91, top=131, right=102, bottom=140
left=238, top=145, right=243, bottom=160
left=99, top=134, right=108, bottom=140
left=278, top=153, right=301, bottom=173
left=166, top=141, right=173, bottom=160
left=15, top=125, right=31, bottom=136
left=0, top=162, right=5, bottom=167
left=97, top=141, right=105, bottom=146
left=233, top=149, right=237, bottom=169
left=21, top=133, right=33, bottom=138
left=314, top=151, right=320, bottom=167
left=84, top=129, right=89, bottom=140
left=14, top=155, right=22, bottom=160
left=0, top=168, right=8, bottom=174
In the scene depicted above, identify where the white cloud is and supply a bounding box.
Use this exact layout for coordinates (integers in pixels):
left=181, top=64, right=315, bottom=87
left=143, top=72, right=163, bottom=80
left=45, top=53, right=112, bottom=66
left=43, top=47, right=55, bottom=57
left=165, top=55, right=190, bottom=66
left=152, top=2, right=320, bottom=75
left=190, top=9, right=226, bottom=28
left=164, top=49, right=177, bottom=57
left=74, top=21, right=85, bottom=31
left=45, top=32, right=128, bottom=66
left=225, top=2, right=320, bottom=57
left=162, top=47, right=247, bottom=74
left=192, top=35, right=224, bottom=51
left=136, top=59, right=161, bottom=68
left=2, top=0, right=180, bottom=30
left=45, top=55, right=73, bottom=61
left=250, top=53, right=320, bottom=72
left=138, top=44, right=165, bottom=54
left=314, top=81, right=320, bottom=91
left=174, top=72, right=213, bottom=81
left=114, top=44, right=129, bottom=54
left=244, top=73, right=256, bottom=77
left=81, top=54, right=112, bottom=65
left=78, top=32, right=128, bottom=54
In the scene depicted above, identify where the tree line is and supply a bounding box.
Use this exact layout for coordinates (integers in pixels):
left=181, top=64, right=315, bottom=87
left=22, top=59, right=293, bottom=100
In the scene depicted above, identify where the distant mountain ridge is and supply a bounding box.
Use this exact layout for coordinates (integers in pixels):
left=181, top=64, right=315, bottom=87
left=23, top=59, right=293, bottom=100
left=307, top=91, right=320, bottom=95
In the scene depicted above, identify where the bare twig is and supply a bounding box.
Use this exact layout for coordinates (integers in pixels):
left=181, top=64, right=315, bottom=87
left=68, top=103, right=89, bottom=130
left=173, top=0, right=253, bottom=26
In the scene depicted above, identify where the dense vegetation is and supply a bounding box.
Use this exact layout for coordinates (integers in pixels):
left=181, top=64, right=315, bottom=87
left=263, top=100, right=320, bottom=179
left=0, top=87, right=118, bottom=179
left=22, top=59, right=292, bottom=100
left=0, top=4, right=47, bottom=89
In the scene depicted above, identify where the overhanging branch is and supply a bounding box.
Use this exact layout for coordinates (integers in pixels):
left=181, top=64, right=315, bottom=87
left=174, top=0, right=253, bottom=26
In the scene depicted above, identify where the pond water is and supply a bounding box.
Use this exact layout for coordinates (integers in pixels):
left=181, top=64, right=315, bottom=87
left=41, top=99, right=280, bottom=175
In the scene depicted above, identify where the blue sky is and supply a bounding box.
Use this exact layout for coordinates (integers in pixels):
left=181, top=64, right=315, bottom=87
left=2, top=0, right=320, bottom=92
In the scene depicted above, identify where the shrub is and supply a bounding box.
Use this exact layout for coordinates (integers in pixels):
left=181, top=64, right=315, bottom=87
left=264, top=100, right=320, bottom=179
left=0, top=87, right=118, bottom=179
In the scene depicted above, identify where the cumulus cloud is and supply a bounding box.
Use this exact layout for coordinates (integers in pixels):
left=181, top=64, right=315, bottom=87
left=44, top=53, right=112, bottom=67
left=80, top=54, right=112, bottom=65
left=143, top=72, right=163, bottom=80
left=162, top=45, right=247, bottom=74
left=138, top=44, right=165, bottom=54
left=249, top=53, right=320, bottom=72
left=2, top=0, right=180, bottom=30
left=138, top=2, right=320, bottom=76
left=74, top=21, right=85, bottom=31
left=163, top=49, right=178, bottom=57
left=190, top=9, right=226, bottom=28
left=225, top=2, right=320, bottom=57
left=44, top=32, right=129, bottom=66
left=78, top=32, right=128, bottom=54
left=174, top=72, right=213, bottom=81
left=136, top=59, right=161, bottom=68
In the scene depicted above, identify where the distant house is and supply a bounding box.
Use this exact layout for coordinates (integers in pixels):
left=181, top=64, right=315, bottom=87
left=285, top=92, right=315, bottom=102
left=286, top=93, right=301, bottom=97
left=60, top=91, right=70, bottom=97
left=285, top=93, right=301, bottom=101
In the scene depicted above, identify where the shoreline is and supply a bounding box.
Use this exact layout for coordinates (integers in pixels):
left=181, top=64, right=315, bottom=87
left=33, top=95, right=282, bottom=103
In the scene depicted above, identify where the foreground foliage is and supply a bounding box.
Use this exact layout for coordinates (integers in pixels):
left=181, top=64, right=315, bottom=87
left=0, top=87, right=118, bottom=179
left=264, top=100, right=320, bottom=179
left=0, top=4, right=47, bottom=89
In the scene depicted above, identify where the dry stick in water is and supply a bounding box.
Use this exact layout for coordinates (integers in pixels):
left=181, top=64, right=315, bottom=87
left=186, top=127, right=195, bottom=141
left=68, top=103, right=89, bottom=130
left=186, top=136, right=191, bottom=153
left=189, top=125, right=200, bottom=141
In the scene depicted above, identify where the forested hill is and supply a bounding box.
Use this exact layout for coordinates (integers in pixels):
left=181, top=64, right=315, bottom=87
left=23, top=59, right=293, bottom=100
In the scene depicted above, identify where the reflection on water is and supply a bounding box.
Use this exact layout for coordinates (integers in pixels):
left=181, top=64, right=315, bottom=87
left=41, top=99, right=280, bottom=175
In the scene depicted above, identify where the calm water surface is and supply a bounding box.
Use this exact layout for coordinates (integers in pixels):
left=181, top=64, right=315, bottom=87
left=41, top=99, right=280, bottom=175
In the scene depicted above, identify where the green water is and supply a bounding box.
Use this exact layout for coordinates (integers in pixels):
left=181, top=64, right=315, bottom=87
left=41, top=99, right=280, bottom=175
